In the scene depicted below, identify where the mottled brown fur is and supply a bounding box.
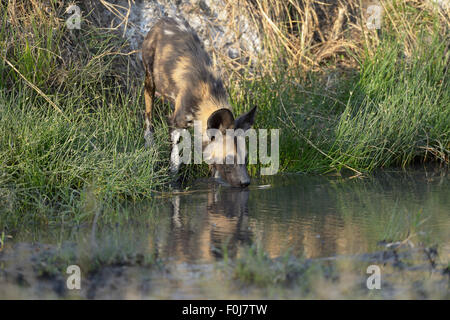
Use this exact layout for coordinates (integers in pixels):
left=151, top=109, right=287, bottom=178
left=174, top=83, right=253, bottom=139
left=142, top=18, right=229, bottom=132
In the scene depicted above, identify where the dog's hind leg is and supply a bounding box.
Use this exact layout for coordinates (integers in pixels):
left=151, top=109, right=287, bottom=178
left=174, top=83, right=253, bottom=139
left=142, top=31, right=157, bottom=148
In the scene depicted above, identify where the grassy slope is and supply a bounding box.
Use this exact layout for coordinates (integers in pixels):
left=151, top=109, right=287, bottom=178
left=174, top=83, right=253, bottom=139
left=0, top=1, right=449, bottom=226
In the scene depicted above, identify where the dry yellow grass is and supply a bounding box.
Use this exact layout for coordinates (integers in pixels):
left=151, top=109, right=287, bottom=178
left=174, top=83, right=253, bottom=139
left=4, top=0, right=449, bottom=82
left=94, top=0, right=448, bottom=85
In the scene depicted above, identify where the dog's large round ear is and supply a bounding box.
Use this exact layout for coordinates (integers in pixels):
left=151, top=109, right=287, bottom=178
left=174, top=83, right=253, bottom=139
left=235, top=106, right=257, bottom=131
left=207, top=108, right=235, bottom=133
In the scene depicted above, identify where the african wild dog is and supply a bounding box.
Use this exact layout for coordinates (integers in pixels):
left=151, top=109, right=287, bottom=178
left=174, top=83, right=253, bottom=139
left=141, top=17, right=256, bottom=187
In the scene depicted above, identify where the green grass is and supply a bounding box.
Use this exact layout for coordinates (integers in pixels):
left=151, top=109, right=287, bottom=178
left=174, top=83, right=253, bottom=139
left=0, top=1, right=449, bottom=228
left=0, top=86, right=171, bottom=225
left=0, top=3, right=173, bottom=227
left=330, top=34, right=449, bottom=171
left=237, top=32, right=449, bottom=175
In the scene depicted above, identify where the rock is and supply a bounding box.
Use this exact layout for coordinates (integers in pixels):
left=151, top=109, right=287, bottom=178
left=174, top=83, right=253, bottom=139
left=96, top=0, right=261, bottom=76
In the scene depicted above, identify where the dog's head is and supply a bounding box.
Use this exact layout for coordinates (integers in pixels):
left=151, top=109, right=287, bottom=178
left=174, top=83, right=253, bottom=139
left=204, top=106, right=257, bottom=187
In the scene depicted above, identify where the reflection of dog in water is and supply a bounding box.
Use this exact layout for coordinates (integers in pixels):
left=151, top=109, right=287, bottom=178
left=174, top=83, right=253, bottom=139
left=167, top=183, right=252, bottom=262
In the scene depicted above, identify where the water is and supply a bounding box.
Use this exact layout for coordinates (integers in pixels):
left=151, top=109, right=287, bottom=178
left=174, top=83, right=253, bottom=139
left=1, top=168, right=449, bottom=299
left=155, top=169, right=449, bottom=262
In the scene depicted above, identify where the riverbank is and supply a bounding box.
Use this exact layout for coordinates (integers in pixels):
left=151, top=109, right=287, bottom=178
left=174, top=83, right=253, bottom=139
left=0, top=170, right=448, bottom=299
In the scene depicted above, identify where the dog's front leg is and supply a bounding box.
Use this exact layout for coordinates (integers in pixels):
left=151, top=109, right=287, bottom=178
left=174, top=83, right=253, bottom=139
left=170, top=129, right=181, bottom=174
